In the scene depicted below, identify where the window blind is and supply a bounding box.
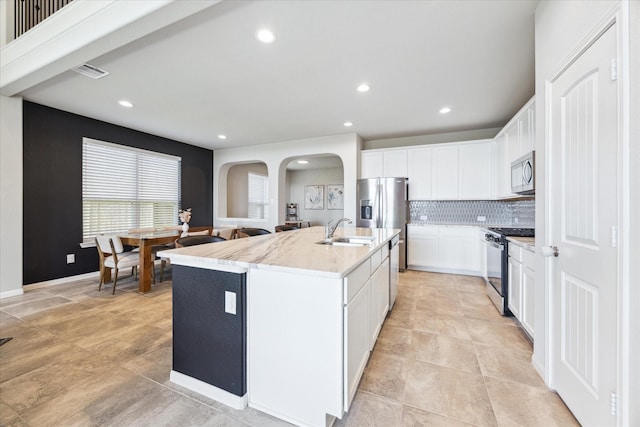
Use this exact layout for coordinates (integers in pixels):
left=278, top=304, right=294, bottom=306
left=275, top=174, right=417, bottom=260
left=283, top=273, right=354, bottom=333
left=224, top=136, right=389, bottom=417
left=247, top=172, right=268, bottom=219
left=82, top=138, right=181, bottom=243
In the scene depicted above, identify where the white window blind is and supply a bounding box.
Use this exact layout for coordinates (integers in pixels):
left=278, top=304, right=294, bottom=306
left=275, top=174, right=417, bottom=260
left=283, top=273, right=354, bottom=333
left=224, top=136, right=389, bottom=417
left=82, top=138, right=181, bottom=243
left=248, top=172, right=268, bottom=219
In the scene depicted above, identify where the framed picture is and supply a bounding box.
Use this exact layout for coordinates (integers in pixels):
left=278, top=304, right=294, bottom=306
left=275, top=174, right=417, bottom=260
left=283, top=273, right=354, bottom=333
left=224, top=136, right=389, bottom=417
left=327, top=184, right=344, bottom=210
left=304, top=185, right=324, bottom=210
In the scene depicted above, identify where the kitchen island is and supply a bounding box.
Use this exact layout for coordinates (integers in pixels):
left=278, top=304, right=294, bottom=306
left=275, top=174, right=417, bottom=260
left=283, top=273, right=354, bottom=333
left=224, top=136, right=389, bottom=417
left=158, top=226, right=400, bottom=427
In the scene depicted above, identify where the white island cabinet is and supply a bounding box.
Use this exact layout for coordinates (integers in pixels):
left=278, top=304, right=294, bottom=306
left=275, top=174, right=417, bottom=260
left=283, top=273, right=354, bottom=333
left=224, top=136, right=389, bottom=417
left=159, top=226, right=398, bottom=427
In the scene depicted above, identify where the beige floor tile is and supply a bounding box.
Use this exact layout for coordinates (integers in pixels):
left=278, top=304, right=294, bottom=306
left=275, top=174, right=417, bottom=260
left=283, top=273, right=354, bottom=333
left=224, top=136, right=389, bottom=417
left=335, top=391, right=404, bottom=427
left=82, top=323, right=170, bottom=365
left=401, top=405, right=474, bottom=427
left=403, top=360, right=497, bottom=427
left=413, top=311, right=472, bottom=341
left=1, top=295, right=74, bottom=319
left=473, top=342, right=545, bottom=388
left=465, top=318, right=532, bottom=353
left=411, top=331, right=481, bottom=374
left=374, top=324, right=414, bottom=357
left=122, top=331, right=173, bottom=383
left=385, top=307, right=416, bottom=329
left=359, top=351, right=408, bottom=402
left=484, top=377, right=580, bottom=427
left=459, top=298, right=517, bottom=325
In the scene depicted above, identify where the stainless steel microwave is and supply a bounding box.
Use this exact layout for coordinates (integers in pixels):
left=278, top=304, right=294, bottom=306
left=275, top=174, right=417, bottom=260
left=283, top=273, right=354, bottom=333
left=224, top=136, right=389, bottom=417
left=511, top=151, right=535, bottom=195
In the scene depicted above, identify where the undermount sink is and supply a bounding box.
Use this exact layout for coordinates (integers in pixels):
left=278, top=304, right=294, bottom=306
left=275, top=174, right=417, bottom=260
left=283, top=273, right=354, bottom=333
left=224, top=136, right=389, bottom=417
left=315, top=236, right=376, bottom=247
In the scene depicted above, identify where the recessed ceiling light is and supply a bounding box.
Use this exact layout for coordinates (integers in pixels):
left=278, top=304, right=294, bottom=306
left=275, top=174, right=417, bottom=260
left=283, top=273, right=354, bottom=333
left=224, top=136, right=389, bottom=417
left=118, top=100, right=133, bottom=108
left=439, top=107, right=451, bottom=114
left=218, top=134, right=227, bottom=140
left=344, top=121, right=353, bottom=127
left=256, top=29, right=276, bottom=44
left=297, top=160, right=309, bottom=164
left=357, top=83, right=370, bottom=93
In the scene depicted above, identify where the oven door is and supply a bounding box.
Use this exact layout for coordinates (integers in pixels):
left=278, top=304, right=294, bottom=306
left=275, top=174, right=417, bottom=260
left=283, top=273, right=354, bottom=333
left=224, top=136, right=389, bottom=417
left=485, top=239, right=503, bottom=295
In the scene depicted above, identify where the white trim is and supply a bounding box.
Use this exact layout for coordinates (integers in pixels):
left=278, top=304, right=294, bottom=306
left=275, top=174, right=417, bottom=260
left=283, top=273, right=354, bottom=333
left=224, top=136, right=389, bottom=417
left=23, top=271, right=100, bottom=290
left=0, top=288, right=24, bottom=299
left=170, top=370, right=247, bottom=411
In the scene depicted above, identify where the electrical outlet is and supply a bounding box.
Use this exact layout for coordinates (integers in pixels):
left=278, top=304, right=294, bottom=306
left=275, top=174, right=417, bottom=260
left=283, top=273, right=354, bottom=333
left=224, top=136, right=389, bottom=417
left=225, top=291, right=236, bottom=315
left=66, top=254, right=75, bottom=264
left=420, top=215, right=428, bottom=220
left=477, top=216, right=486, bottom=222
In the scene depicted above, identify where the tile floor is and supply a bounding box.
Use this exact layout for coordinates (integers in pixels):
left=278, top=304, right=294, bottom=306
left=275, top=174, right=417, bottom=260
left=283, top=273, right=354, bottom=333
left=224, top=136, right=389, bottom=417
left=0, top=270, right=578, bottom=426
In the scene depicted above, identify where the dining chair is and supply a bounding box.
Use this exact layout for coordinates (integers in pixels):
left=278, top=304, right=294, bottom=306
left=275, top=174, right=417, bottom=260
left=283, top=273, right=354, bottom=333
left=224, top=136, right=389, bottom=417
left=236, top=228, right=271, bottom=238
left=95, top=235, right=154, bottom=294
left=275, top=225, right=299, bottom=232
left=175, top=235, right=226, bottom=247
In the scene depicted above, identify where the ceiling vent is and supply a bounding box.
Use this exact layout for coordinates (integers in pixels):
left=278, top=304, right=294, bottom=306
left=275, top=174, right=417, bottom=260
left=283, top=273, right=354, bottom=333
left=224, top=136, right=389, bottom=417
left=72, top=63, right=110, bottom=79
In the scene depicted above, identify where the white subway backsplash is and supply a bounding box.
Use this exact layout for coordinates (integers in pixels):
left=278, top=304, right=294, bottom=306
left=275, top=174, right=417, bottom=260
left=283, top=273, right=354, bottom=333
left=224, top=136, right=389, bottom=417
left=409, top=200, right=535, bottom=227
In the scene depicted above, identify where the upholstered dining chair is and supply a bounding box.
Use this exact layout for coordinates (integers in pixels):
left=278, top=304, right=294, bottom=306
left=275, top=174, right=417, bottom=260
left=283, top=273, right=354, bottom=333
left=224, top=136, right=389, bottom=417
left=235, top=228, right=271, bottom=238
left=174, top=235, right=226, bottom=248
left=95, top=235, right=154, bottom=294
left=275, top=225, right=299, bottom=232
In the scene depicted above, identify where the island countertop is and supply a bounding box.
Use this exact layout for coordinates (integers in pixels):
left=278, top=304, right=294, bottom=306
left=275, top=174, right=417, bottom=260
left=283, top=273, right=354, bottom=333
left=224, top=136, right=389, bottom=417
left=158, top=226, right=400, bottom=279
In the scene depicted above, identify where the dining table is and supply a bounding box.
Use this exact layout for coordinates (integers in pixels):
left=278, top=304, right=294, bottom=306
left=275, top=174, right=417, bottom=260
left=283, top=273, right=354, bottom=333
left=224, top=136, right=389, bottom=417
left=119, top=230, right=181, bottom=293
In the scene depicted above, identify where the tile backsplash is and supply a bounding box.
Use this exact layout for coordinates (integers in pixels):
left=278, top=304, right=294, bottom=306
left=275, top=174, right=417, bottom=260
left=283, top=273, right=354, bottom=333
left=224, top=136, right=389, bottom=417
left=409, top=199, right=535, bottom=227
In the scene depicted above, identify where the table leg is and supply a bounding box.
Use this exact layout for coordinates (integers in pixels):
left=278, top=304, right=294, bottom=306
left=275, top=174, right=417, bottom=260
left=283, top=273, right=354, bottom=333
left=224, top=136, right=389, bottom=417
left=138, top=243, right=153, bottom=293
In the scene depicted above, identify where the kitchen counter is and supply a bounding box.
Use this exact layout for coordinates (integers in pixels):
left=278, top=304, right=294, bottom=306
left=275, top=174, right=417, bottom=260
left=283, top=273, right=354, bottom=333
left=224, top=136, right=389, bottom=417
left=507, top=236, right=535, bottom=251
left=159, top=226, right=399, bottom=278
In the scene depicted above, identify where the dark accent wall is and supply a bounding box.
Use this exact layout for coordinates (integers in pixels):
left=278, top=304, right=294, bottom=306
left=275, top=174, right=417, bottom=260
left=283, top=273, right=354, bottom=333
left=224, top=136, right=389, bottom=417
left=23, top=102, right=213, bottom=285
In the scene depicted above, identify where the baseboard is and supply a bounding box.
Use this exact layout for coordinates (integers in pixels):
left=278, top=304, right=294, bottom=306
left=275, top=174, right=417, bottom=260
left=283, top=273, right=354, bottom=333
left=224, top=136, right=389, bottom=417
left=170, top=370, right=247, bottom=410
left=407, top=266, right=482, bottom=277
left=0, top=288, right=24, bottom=299
left=23, top=271, right=100, bottom=291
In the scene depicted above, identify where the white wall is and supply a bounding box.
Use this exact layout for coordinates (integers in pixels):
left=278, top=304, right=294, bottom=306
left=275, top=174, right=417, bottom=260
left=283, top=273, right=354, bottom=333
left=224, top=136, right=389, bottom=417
left=535, top=1, right=638, bottom=424
left=0, top=95, right=23, bottom=297
left=214, top=133, right=360, bottom=232
left=287, top=167, right=344, bottom=226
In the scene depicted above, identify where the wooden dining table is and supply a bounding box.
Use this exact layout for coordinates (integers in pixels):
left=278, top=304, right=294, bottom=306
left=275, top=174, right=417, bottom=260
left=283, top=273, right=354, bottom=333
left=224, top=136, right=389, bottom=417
left=119, top=230, right=181, bottom=293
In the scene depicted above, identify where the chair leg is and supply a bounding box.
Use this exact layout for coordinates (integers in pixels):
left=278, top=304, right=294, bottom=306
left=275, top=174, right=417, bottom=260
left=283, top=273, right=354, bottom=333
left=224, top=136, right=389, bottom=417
left=160, top=260, right=165, bottom=283
left=98, top=266, right=104, bottom=291
left=112, top=268, right=119, bottom=295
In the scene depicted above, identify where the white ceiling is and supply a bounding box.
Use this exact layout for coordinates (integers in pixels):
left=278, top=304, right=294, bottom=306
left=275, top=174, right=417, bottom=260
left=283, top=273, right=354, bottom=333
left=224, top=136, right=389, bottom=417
left=18, top=0, right=538, bottom=151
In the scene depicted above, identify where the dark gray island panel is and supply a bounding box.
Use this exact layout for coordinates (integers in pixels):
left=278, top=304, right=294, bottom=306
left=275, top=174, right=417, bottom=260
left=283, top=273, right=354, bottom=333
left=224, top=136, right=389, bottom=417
left=172, top=265, right=246, bottom=397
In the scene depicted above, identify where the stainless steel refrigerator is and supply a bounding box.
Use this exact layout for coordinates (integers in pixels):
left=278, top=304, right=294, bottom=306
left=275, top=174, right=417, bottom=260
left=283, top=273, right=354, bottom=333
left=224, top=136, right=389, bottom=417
left=356, top=177, right=408, bottom=271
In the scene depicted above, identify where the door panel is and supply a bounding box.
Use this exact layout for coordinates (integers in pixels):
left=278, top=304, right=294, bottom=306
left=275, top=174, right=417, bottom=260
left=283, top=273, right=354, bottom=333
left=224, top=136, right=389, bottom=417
left=549, top=24, right=618, bottom=425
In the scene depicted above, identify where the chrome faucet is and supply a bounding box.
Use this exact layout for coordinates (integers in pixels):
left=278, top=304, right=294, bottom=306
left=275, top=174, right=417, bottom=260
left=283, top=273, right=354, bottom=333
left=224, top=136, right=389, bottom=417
left=325, top=218, right=352, bottom=239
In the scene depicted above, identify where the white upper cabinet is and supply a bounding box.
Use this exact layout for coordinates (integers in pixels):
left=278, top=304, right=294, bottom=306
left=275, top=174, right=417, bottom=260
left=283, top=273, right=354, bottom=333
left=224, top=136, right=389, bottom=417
left=361, top=149, right=407, bottom=178
left=407, top=148, right=432, bottom=200
left=383, top=150, right=408, bottom=177
left=432, top=146, right=459, bottom=199
left=361, top=151, right=383, bottom=178
left=459, top=141, right=494, bottom=200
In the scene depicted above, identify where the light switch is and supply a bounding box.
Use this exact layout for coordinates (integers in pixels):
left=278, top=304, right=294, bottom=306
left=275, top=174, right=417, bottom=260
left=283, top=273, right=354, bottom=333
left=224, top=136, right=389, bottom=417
left=225, top=291, right=236, bottom=315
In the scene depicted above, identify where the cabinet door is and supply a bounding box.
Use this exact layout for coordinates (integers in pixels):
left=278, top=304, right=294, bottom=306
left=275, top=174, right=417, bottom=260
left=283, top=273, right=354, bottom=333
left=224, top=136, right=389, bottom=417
left=344, top=279, right=370, bottom=410
left=408, top=226, right=438, bottom=268
left=383, top=150, right=408, bottom=177
left=505, top=121, right=520, bottom=164
left=459, top=142, right=494, bottom=200
left=361, top=151, right=383, bottom=178
left=495, top=134, right=512, bottom=198
left=507, top=257, right=522, bottom=319
left=369, top=258, right=389, bottom=350
left=407, top=148, right=432, bottom=200
left=432, top=146, right=459, bottom=199
left=519, top=105, right=535, bottom=156
left=522, top=267, right=535, bottom=337
left=438, top=227, right=477, bottom=271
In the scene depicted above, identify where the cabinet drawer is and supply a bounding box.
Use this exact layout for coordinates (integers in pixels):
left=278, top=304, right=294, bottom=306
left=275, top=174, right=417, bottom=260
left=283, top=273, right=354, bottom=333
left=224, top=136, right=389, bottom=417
left=508, top=244, right=522, bottom=262
left=345, top=259, right=370, bottom=303
left=522, top=247, right=535, bottom=270
left=370, top=248, right=383, bottom=274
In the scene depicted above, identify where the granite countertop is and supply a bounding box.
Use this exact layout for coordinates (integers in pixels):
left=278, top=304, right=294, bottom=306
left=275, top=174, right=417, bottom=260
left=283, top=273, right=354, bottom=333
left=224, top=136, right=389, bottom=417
left=158, top=226, right=399, bottom=279
left=507, top=236, right=536, bottom=251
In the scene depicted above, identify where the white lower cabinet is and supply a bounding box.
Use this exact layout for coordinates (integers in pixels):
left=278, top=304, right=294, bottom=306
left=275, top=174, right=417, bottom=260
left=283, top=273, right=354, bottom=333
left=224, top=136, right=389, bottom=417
left=408, top=225, right=480, bottom=275
left=344, top=277, right=370, bottom=410
left=369, top=258, right=390, bottom=350
left=507, top=241, right=535, bottom=337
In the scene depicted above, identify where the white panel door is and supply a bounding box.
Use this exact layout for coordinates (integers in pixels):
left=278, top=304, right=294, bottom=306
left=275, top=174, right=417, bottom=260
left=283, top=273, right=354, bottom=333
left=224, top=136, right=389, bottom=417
left=549, top=24, right=618, bottom=426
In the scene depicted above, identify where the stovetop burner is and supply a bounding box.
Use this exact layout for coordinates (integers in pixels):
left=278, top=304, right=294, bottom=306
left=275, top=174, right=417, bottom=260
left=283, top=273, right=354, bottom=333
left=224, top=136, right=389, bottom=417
left=487, top=227, right=535, bottom=237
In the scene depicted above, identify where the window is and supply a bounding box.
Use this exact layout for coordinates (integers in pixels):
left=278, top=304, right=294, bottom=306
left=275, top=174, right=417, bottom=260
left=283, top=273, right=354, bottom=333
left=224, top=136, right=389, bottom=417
left=82, top=138, right=181, bottom=243
left=248, top=172, right=268, bottom=219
